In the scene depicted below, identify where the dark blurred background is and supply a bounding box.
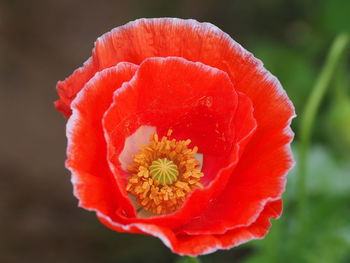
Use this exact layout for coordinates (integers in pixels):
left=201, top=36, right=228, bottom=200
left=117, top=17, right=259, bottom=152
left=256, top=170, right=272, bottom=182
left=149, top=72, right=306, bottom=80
left=1, top=0, right=350, bottom=262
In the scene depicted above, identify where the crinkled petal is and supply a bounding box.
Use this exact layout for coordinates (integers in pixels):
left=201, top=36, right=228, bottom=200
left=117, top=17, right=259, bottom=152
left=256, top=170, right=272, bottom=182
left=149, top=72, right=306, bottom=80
left=98, top=199, right=282, bottom=256
left=172, top=199, right=283, bottom=256
left=66, top=62, right=138, bottom=217
left=102, top=57, right=256, bottom=228
left=58, top=18, right=295, bottom=255
left=55, top=58, right=97, bottom=118
left=92, top=17, right=295, bottom=234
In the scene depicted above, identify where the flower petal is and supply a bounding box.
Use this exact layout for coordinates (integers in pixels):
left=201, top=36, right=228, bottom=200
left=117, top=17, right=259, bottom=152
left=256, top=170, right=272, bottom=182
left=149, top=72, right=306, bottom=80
left=55, top=18, right=294, bottom=124
left=55, top=58, right=97, bottom=118
left=102, top=56, right=256, bottom=229
left=97, top=199, right=282, bottom=256
left=172, top=199, right=282, bottom=256
left=66, top=62, right=138, bottom=217
left=92, top=17, right=295, bottom=234
left=57, top=18, right=295, bottom=255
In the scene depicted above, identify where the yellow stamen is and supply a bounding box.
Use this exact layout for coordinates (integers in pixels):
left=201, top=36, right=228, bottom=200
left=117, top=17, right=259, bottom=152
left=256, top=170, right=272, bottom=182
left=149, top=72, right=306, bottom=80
left=126, top=129, right=204, bottom=215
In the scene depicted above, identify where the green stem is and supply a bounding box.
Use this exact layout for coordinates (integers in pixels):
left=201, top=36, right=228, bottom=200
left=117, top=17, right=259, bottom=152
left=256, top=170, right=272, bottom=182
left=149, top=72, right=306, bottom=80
left=333, top=55, right=349, bottom=103
left=176, top=256, right=201, bottom=263
left=297, top=34, right=349, bottom=226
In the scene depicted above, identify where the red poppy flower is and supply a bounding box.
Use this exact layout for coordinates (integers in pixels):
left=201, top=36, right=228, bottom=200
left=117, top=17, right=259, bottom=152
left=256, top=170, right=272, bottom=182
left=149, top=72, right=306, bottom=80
left=55, top=18, right=295, bottom=256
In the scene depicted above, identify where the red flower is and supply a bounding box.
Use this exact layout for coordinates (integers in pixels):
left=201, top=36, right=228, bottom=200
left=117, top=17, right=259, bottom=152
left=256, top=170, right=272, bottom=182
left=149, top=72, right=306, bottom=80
left=55, top=18, right=295, bottom=256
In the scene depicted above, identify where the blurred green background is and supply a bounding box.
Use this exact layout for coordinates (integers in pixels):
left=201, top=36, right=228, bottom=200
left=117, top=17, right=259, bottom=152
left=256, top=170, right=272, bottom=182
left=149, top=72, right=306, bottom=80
left=1, top=0, right=349, bottom=262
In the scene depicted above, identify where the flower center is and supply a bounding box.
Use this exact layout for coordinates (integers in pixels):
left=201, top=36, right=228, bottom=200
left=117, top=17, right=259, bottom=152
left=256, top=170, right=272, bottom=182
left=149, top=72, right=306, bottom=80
left=149, top=158, right=179, bottom=185
left=126, top=129, right=204, bottom=215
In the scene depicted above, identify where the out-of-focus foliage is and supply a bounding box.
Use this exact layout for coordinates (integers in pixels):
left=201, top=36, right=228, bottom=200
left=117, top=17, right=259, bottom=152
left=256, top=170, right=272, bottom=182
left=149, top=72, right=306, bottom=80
left=233, top=0, right=350, bottom=262
left=242, top=144, right=350, bottom=263
left=248, top=0, right=350, bottom=137
left=324, top=64, right=350, bottom=157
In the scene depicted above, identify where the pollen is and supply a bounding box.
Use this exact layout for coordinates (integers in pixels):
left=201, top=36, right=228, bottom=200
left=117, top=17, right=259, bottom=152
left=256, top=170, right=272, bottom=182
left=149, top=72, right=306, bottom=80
left=126, top=129, right=204, bottom=215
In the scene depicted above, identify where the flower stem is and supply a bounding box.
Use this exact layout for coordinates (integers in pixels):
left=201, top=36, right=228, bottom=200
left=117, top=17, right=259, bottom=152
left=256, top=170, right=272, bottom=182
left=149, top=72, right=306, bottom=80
left=333, top=54, right=349, bottom=103
left=176, top=256, right=201, bottom=263
left=297, top=33, right=349, bottom=226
